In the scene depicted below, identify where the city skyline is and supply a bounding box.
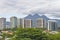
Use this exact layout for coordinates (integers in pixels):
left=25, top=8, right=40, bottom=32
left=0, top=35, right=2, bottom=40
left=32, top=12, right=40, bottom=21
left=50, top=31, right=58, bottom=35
left=0, top=13, right=58, bottom=31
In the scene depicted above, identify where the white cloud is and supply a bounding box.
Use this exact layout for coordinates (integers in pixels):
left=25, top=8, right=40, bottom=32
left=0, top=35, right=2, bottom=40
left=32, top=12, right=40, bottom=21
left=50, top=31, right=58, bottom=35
left=0, top=0, right=60, bottom=19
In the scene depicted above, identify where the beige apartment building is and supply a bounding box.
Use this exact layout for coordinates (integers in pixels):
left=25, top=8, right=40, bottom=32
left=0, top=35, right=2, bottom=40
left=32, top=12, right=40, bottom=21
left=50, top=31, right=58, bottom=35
left=24, top=19, right=32, bottom=28
left=19, top=19, right=32, bottom=28
left=36, top=18, right=44, bottom=28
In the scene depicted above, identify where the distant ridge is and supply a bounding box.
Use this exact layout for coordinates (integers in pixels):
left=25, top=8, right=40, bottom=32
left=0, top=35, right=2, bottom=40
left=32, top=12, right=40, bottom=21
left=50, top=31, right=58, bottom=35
left=24, top=14, right=49, bottom=20
left=41, top=15, right=49, bottom=20
left=24, top=14, right=33, bottom=19
left=24, top=14, right=60, bottom=27
left=32, top=14, right=42, bottom=19
left=24, top=14, right=49, bottom=27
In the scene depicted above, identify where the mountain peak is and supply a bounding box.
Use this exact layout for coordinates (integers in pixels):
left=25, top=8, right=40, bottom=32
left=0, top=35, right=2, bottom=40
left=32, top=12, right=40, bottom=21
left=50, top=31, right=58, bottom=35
left=24, top=14, right=49, bottom=20
left=41, top=15, right=49, bottom=20
left=32, top=14, right=41, bottom=18
left=24, top=14, right=32, bottom=19
left=33, top=14, right=40, bottom=16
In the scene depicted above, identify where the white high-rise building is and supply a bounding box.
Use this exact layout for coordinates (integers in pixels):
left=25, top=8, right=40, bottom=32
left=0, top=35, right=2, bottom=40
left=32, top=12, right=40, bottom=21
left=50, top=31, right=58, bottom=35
left=17, top=18, right=20, bottom=28
left=17, top=18, right=24, bottom=28
left=36, top=18, right=44, bottom=28
left=10, top=16, right=17, bottom=28
left=0, top=18, right=6, bottom=30
left=48, top=20, right=57, bottom=31
left=19, top=18, right=24, bottom=28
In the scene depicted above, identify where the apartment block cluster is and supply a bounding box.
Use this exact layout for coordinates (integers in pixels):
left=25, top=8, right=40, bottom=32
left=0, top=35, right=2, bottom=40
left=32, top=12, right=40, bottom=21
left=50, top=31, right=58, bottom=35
left=0, top=14, right=59, bottom=31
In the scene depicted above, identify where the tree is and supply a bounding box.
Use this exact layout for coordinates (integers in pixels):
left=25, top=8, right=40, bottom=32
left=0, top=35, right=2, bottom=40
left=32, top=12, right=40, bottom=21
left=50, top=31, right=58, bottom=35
left=10, top=28, right=43, bottom=40
left=5, top=28, right=60, bottom=40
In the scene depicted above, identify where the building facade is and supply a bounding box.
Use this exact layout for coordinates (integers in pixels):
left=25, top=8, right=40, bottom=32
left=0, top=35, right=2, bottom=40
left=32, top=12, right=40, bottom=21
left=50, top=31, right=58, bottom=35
left=17, top=18, right=20, bottom=28
left=19, top=18, right=24, bottom=28
left=0, top=18, right=6, bottom=30
left=48, top=20, right=57, bottom=31
left=36, top=18, right=44, bottom=28
left=6, top=22, right=10, bottom=29
left=24, top=19, right=32, bottom=28
left=19, top=19, right=32, bottom=28
left=10, top=17, right=17, bottom=28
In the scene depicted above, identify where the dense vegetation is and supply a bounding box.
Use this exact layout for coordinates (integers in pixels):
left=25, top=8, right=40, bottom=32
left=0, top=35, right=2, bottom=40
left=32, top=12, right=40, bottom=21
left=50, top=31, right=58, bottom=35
left=1, top=28, right=60, bottom=40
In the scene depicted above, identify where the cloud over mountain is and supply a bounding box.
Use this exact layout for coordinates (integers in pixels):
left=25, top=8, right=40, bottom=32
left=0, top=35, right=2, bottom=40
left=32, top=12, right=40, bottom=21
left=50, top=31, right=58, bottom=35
left=0, top=0, right=60, bottom=19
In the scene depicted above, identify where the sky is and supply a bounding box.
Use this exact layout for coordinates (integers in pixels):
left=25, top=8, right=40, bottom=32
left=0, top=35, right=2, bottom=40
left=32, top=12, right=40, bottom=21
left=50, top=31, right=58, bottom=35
left=0, top=0, right=60, bottom=21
